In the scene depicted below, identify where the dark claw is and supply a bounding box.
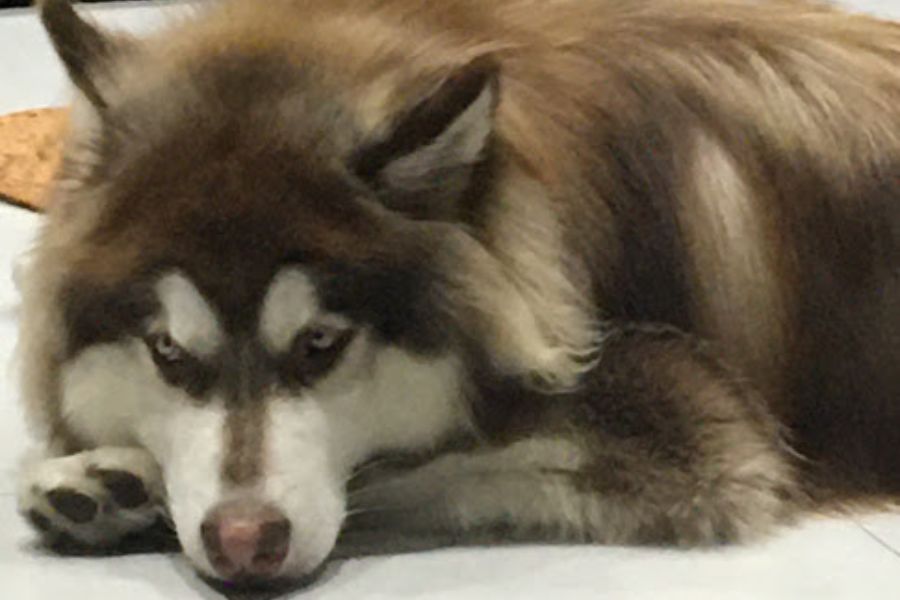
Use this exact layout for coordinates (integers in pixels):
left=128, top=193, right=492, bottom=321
left=46, top=488, right=99, bottom=524
left=93, top=468, right=149, bottom=509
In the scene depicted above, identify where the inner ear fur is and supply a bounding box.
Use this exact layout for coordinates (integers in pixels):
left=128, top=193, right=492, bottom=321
left=351, top=58, right=500, bottom=221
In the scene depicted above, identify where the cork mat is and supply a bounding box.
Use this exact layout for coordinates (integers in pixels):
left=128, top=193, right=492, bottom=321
left=0, top=108, right=69, bottom=212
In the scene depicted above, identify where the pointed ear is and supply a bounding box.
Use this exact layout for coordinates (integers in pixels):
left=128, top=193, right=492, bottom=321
left=352, top=59, right=499, bottom=220
left=40, top=0, right=120, bottom=109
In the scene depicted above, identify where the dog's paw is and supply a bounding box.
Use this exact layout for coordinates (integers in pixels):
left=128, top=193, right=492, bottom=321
left=18, top=447, right=168, bottom=551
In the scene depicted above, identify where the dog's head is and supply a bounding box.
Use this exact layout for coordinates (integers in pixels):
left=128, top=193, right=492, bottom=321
left=26, top=0, right=590, bottom=586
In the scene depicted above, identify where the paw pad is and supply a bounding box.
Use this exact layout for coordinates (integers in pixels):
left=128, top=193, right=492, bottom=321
left=19, top=448, right=166, bottom=550
left=46, top=488, right=99, bottom=524
left=26, top=509, right=54, bottom=533
left=91, top=468, right=150, bottom=509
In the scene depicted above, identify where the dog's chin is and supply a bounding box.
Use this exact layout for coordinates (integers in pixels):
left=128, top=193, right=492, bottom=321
left=199, top=562, right=328, bottom=598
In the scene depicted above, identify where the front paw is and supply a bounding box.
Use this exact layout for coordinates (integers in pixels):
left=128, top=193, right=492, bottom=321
left=18, top=447, right=170, bottom=552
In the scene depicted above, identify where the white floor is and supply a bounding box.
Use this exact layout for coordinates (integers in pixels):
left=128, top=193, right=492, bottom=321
left=2, top=1, right=900, bottom=599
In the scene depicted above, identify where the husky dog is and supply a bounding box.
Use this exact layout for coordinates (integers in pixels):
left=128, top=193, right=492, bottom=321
left=15, top=0, right=900, bottom=589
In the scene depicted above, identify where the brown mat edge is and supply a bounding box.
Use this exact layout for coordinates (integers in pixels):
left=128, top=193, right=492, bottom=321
left=0, top=192, right=42, bottom=213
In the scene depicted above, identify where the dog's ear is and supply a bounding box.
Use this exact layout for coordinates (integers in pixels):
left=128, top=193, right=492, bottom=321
left=352, top=59, right=499, bottom=221
left=39, top=0, right=124, bottom=109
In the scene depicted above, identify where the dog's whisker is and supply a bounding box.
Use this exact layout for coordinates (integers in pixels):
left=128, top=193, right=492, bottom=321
left=344, top=457, right=401, bottom=487
left=343, top=505, right=393, bottom=519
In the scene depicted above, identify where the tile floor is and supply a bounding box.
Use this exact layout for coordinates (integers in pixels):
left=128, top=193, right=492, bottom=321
left=2, top=2, right=900, bottom=598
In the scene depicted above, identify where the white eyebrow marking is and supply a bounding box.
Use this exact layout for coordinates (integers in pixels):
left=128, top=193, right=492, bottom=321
left=152, top=272, right=223, bottom=357
left=259, top=268, right=320, bottom=354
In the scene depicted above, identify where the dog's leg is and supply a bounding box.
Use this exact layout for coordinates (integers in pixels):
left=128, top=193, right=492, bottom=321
left=18, top=446, right=170, bottom=551
left=336, top=438, right=603, bottom=557
left=338, top=325, right=802, bottom=556
left=339, top=435, right=796, bottom=557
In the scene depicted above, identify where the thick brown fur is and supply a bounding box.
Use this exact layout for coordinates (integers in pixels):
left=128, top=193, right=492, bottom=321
left=19, top=0, right=900, bottom=567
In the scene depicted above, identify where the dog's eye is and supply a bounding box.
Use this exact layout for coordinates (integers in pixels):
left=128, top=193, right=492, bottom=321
left=305, top=326, right=343, bottom=352
left=284, top=324, right=355, bottom=386
left=148, top=333, right=185, bottom=364
left=295, top=325, right=354, bottom=357
left=144, top=333, right=214, bottom=396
